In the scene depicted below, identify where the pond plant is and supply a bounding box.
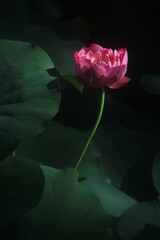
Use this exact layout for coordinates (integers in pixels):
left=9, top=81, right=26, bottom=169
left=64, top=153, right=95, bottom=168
left=0, top=39, right=160, bottom=240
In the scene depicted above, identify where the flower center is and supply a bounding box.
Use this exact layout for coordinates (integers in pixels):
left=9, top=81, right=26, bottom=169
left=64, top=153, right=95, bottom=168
left=90, top=51, right=112, bottom=65
left=91, top=56, right=96, bottom=63
left=103, top=55, right=110, bottom=63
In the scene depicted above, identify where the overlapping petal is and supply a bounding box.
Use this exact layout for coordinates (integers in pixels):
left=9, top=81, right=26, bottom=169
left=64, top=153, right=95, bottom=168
left=74, top=44, right=131, bottom=89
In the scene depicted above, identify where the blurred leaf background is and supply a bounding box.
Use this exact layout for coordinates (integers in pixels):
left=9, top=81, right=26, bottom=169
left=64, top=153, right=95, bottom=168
left=0, top=0, right=160, bottom=239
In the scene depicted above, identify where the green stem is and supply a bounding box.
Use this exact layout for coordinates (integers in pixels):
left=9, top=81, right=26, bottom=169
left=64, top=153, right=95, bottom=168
left=75, top=88, right=106, bottom=170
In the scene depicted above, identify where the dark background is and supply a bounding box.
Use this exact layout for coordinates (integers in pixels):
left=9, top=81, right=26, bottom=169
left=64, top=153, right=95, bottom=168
left=1, top=0, right=160, bottom=71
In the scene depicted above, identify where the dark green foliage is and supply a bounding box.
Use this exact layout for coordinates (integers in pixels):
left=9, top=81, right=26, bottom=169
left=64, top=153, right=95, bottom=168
left=0, top=156, right=45, bottom=232
left=26, top=166, right=112, bottom=240
left=0, top=131, right=19, bottom=162
left=0, top=2, right=160, bottom=239
left=0, top=39, right=60, bottom=139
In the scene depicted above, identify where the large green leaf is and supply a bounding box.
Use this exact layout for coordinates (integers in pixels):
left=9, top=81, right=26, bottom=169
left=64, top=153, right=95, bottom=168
left=16, top=121, right=88, bottom=167
left=0, top=156, right=45, bottom=232
left=0, top=39, right=60, bottom=139
left=118, top=199, right=160, bottom=240
left=81, top=172, right=137, bottom=218
left=26, top=166, right=113, bottom=240
left=16, top=119, right=146, bottom=182
left=17, top=121, right=137, bottom=217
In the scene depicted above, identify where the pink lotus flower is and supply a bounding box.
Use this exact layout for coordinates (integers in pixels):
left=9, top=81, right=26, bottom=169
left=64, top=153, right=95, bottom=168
left=74, top=43, right=131, bottom=89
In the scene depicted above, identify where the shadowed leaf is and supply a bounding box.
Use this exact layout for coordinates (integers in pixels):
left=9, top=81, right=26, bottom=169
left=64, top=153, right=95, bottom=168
left=0, top=156, right=45, bottom=231
left=0, top=39, right=60, bottom=139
